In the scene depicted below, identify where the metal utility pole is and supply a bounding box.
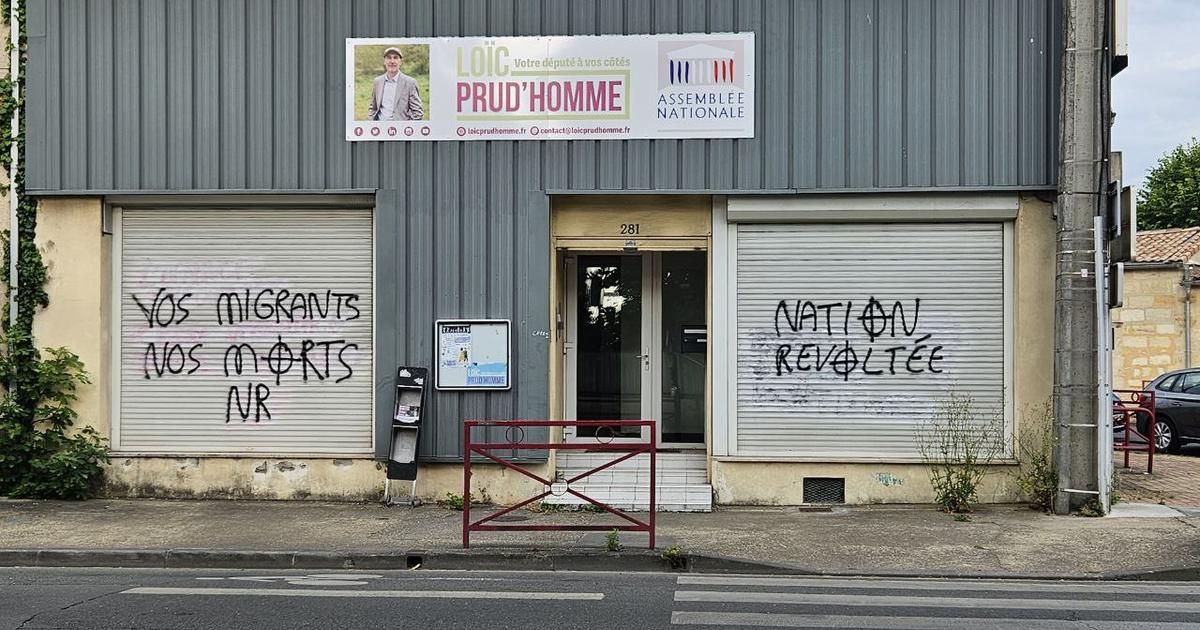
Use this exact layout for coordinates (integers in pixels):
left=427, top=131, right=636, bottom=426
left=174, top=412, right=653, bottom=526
left=1054, top=0, right=1109, bottom=514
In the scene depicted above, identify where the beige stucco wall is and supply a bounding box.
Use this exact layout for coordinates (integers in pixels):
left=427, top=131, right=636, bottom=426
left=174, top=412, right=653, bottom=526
left=103, top=458, right=547, bottom=503
left=713, top=194, right=1056, bottom=505
left=417, top=462, right=549, bottom=504
left=33, top=198, right=111, bottom=439
left=1012, top=195, right=1058, bottom=419
left=1112, top=267, right=1195, bottom=391
left=105, top=457, right=388, bottom=500
left=712, top=461, right=1024, bottom=505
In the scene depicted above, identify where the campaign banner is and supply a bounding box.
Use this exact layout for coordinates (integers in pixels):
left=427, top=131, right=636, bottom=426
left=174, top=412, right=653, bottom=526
left=344, top=33, right=754, bottom=141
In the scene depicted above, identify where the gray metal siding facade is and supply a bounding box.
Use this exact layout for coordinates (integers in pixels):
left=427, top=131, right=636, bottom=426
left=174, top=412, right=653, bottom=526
left=26, top=0, right=1061, bottom=461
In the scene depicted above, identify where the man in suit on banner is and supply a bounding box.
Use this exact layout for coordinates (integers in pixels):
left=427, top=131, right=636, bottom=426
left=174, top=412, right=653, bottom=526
left=368, top=47, right=424, bottom=121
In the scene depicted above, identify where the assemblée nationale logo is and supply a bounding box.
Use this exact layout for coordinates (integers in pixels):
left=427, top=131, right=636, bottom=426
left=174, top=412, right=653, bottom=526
left=656, top=40, right=748, bottom=122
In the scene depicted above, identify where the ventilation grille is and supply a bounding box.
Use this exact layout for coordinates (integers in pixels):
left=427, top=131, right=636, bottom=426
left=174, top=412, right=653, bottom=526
left=803, top=477, right=845, bottom=504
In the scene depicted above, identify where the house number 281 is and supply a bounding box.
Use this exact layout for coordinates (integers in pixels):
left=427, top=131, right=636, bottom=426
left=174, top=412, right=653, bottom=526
left=620, top=223, right=640, bottom=235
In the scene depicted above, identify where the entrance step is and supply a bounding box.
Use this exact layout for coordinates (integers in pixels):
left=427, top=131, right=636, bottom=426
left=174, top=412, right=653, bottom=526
left=545, top=451, right=712, bottom=512
left=542, top=483, right=712, bottom=512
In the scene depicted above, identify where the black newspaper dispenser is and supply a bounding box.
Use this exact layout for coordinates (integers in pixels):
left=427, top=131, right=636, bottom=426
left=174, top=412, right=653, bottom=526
left=387, top=367, right=428, bottom=505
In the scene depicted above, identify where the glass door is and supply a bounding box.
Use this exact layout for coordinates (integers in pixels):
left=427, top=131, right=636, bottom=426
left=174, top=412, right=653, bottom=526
left=656, top=252, right=707, bottom=446
left=563, top=251, right=707, bottom=447
left=564, top=254, right=651, bottom=441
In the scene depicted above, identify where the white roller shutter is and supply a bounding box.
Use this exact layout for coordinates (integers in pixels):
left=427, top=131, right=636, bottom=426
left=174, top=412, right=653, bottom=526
left=116, top=207, right=374, bottom=455
left=734, top=223, right=1007, bottom=458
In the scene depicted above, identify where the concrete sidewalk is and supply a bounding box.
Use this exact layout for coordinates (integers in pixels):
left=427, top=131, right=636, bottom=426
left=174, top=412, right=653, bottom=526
left=3, top=498, right=1200, bottom=579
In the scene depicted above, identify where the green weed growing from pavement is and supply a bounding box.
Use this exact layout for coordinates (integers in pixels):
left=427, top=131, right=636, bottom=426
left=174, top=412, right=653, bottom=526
left=1015, top=401, right=1057, bottom=512
left=1109, top=468, right=1121, bottom=507
left=660, top=545, right=687, bottom=570
left=1077, top=498, right=1105, bottom=517
left=605, top=529, right=622, bottom=552
left=439, top=492, right=467, bottom=511
left=917, top=393, right=1005, bottom=514
left=528, top=501, right=567, bottom=514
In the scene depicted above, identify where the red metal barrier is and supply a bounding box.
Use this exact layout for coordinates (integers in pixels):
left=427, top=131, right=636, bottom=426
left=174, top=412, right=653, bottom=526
left=462, top=419, right=656, bottom=550
left=1113, top=389, right=1155, bottom=474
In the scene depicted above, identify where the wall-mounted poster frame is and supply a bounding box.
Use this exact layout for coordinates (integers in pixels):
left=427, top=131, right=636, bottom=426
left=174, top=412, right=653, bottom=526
left=435, top=319, right=512, bottom=391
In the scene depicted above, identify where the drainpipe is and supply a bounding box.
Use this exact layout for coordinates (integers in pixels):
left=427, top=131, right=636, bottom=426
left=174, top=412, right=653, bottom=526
left=1185, top=265, right=1194, bottom=368
left=7, top=0, right=18, bottom=329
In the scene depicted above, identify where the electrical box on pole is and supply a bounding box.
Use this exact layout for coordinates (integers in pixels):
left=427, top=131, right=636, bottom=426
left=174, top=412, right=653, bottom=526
left=1108, top=262, right=1125, bottom=309
left=1108, top=182, right=1137, bottom=263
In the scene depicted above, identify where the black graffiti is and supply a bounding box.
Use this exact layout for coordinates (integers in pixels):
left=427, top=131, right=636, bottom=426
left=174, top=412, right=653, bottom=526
left=213, top=337, right=357, bottom=422
left=771, top=296, right=942, bottom=381
left=225, top=383, right=272, bottom=423
left=223, top=343, right=258, bottom=376
left=216, top=289, right=361, bottom=325
left=265, top=335, right=296, bottom=386
left=336, top=343, right=358, bottom=384
left=775, top=300, right=844, bottom=338
left=219, top=337, right=356, bottom=385
left=774, top=334, right=944, bottom=381
left=775, top=297, right=920, bottom=340
left=857, top=297, right=920, bottom=341
left=131, top=289, right=193, bottom=328
left=142, top=342, right=202, bottom=379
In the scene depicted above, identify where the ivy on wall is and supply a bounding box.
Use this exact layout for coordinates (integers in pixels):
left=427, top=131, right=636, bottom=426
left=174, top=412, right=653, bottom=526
left=0, top=0, right=107, bottom=499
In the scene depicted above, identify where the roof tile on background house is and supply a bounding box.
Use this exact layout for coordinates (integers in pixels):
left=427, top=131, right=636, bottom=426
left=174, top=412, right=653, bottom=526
left=1135, top=227, right=1200, bottom=262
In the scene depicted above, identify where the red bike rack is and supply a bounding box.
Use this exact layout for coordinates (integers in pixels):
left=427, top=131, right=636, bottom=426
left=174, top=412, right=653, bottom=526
left=462, top=419, right=656, bottom=549
left=1113, top=389, right=1155, bottom=474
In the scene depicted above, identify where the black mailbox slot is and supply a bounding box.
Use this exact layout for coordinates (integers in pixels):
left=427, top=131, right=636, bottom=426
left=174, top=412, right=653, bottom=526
left=681, top=325, right=707, bottom=354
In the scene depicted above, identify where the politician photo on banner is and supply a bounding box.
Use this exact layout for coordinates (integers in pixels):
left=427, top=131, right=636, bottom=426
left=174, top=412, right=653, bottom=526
left=353, top=43, right=430, bottom=122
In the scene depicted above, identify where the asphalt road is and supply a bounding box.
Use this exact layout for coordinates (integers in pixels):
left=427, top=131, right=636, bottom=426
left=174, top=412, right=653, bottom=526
left=3, top=568, right=1200, bottom=629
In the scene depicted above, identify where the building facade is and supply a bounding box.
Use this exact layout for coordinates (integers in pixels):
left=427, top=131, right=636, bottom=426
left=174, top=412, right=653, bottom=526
left=25, top=0, right=1061, bottom=506
left=1113, top=228, right=1200, bottom=392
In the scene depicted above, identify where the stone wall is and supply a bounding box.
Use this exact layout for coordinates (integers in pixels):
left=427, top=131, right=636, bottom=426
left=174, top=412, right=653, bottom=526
left=1112, top=267, right=1198, bottom=390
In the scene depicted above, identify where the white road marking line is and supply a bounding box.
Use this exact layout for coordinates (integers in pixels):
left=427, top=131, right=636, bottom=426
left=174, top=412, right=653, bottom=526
left=403, top=577, right=514, bottom=582
left=304, top=574, right=383, bottom=579
left=195, top=574, right=380, bottom=587
left=669, top=611, right=1200, bottom=629
left=123, top=587, right=603, bottom=601
left=221, top=576, right=293, bottom=582
left=677, top=575, right=1200, bottom=596
left=279, top=580, right=369, bottom=586
left=673, top=590, right=1200, bottom=612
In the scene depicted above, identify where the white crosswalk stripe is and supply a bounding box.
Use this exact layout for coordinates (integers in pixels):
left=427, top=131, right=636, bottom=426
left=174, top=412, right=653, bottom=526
left=123, top=587, right=604, bottom=601
left=670, top=611, right=1200, bottom=629
left=671, top=575, right=1200, bottom=628
left=676, top=575, right=1200, bottom=595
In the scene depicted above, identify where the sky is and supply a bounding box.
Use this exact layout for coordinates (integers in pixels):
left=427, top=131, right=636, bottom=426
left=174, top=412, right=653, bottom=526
left=1111, top=0, right=1200, bottom=188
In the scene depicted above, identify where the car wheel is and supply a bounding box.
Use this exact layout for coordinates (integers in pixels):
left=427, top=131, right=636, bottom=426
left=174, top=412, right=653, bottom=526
left=1155, top=416, right=1181, bottom=454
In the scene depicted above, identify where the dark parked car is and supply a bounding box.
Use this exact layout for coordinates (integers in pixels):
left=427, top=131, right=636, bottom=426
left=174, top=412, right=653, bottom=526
left=1135, top=369, right=1200, bottom=454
